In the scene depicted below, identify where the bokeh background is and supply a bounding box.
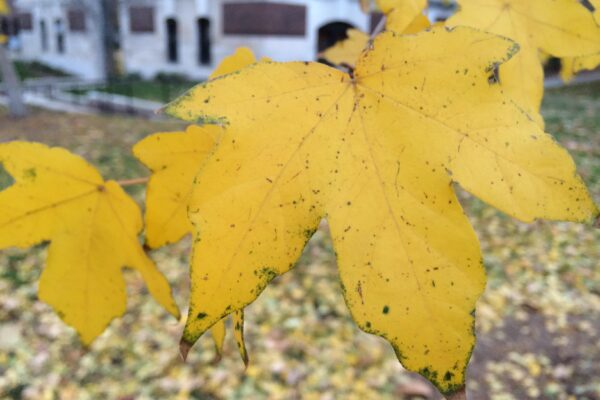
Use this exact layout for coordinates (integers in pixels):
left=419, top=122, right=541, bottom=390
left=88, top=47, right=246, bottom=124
left=0, top=0, right=599, bottom=399
left=0, top=81, right=598, bottom=400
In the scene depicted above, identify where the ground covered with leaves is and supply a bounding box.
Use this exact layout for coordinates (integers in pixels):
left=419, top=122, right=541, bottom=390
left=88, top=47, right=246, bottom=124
left=0, top=82, right=598, bottom=399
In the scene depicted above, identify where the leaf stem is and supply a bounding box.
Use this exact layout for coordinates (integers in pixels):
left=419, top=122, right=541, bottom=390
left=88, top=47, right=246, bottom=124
left=116, top=177, right=150, bottom=187
left=370, top=16, right=387, bottom=40
left=446, top=388, right=467, bottom=400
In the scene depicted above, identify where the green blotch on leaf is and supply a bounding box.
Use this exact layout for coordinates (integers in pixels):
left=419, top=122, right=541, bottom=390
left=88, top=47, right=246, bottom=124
left=23, top=167, right=37, bottom=181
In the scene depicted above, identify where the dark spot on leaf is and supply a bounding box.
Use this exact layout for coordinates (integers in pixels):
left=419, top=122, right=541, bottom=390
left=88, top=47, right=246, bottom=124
left=581, top=0, right=595, bottom=12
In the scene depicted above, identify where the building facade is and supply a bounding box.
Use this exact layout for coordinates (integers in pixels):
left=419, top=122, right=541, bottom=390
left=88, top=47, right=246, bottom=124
left=9, top=0, right=454, bottom=80
left=11, top=0, right=106, bottom=79
left=118, top=0, right=371, bottom=79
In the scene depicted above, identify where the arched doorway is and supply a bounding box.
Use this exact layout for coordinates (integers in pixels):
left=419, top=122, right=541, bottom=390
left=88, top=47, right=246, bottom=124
left=317, top=21, right=355, bottom=54
left=166, top=18, right=178, bottom=63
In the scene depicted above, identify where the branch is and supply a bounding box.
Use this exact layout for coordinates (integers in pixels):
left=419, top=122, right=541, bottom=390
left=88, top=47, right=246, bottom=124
left=370, top=16, right=387, bottom=40
left=116, top=177, right=150, bottom=187
left=446, top=388, right=467, bottom=400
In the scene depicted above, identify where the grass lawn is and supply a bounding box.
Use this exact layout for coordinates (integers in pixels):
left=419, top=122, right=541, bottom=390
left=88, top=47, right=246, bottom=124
left=2, top=61, right=71, bottom=81
left=0, top=82, right=598, bottom=399
left=70, top=79, right=199, bottom=104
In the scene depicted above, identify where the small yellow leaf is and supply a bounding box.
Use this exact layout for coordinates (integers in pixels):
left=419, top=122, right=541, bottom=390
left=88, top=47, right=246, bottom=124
left=133, top=125, right=221, bottom=248
left=209, top=47, right=258, bottom=79
left=166, top=27, right=597, bottom=393
left=0, top=0, right=9, bottom=15
left=561, top=1, right=600, bottom=81
left=321, top=0, right=429, bottom=67
left=447, top=0, right=600, bottom=116
left=562, top=53, right=600, bottom=82
left=0, top=142, right=179, bottom=344
left=385, top=0, right=428, bottom=32
left=319, top=29, right=370, bottom=67
left=395, top=13, right=430, bottom=34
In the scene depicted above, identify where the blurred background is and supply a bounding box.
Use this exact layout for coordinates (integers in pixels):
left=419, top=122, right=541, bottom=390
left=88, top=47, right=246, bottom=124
left=0, top=0, right=599, bottom=399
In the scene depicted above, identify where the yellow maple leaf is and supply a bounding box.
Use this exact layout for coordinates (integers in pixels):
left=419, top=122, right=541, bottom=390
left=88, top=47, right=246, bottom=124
left=0, top=0, right=9, bottom=15
left=135, top=47, right=262, bottom=359
left=561, top=53, right=600, bottom=82
left=561, top=1, right=600, bottom=82
left=319, top=29, right=371, bottom=67
left=165, top=27, right=597, bottom=394
left=385, top=0, right=428, bottom=32
left=447, top=0, right=600, bottom=118
left=0, top=142, right=179, bottom=344
left=321, top=0, right=429, bottom=67
left=133, top=125, right=220, bottom=248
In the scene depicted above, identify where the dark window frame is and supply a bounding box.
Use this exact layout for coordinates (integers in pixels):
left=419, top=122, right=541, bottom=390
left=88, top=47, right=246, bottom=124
left=18, top=12, right=33, bottom=31
left=40, top=19, right=48, bottom=51
left=129, top=6, right=155, bottom=33
left=166, top=18, right=178, bottom=63
left=198, top=18, right=211, bottom=65
left=68, top=9, right=86, bottom=32
left=55, top=18, right=65, bottom=54
left=223, top=2, right=306, bottom=36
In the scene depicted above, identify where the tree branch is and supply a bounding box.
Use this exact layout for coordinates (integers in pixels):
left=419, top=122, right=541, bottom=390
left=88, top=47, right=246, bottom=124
left=446, top=388, right=467, bottom=400
left=370, top=16, right=387, bottom=39
left=116, top=177, right=150, bottom=187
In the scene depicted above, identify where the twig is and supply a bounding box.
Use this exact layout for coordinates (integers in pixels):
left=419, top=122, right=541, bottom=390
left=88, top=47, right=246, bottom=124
left=371, top=16, right=387, bottom=39
left=116, top=177, right=150, bottom=187
left=446, top=388, right=467, bottom=400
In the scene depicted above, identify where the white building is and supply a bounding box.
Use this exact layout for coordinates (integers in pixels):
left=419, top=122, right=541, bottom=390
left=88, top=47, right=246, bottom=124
left=9, top=0, right=455, bottom=80
left=119, top=0, right=371, bottom=79
left=11, top=0, right=107, bottom=79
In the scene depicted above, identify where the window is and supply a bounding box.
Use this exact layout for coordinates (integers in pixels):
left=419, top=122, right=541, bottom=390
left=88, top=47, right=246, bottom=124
left=166, top=18, right=178, bottom=63
left=197, top=18, right=211, bottom=65
left=223, top=2, right=306, bottom=36
left=129, top=6, right=155, bottom=33
left=40, top=20, right=48, bottom=51
left=55, top=19, right=65, bottom=54
left=0, top=17, right=8, bottom=37
left=68, top=9, right=86, bottom=32
left=18, top=13, right=33, bottom=31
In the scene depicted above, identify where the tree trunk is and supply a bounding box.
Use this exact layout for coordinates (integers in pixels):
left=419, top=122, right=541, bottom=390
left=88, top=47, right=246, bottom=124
left=0, top=44, right=27, bottom=118
left=99, top=0, right=119, bottom=78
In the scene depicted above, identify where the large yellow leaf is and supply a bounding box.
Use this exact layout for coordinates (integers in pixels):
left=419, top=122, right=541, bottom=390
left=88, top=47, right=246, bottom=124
left=447, top=0, right=600, bottom=117
left=166, top=27, right=597, bottom=394
left=0, top=142, right=179, bottom=344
